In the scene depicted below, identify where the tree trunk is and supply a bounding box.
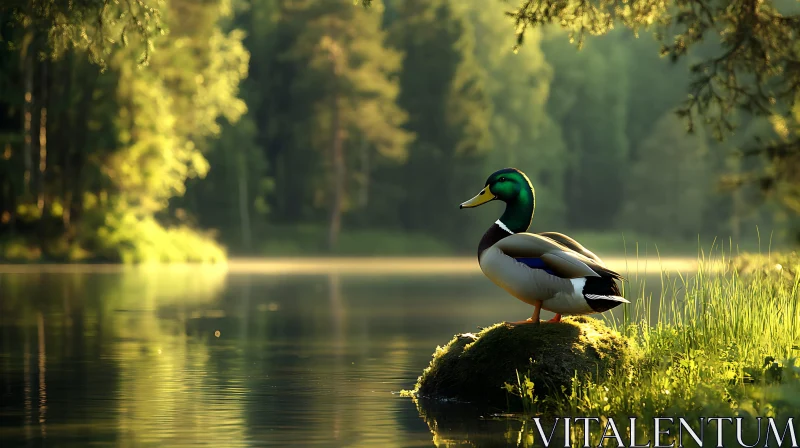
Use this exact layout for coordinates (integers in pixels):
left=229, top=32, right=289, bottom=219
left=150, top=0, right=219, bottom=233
left=67, top=68, right=99, bottom=231
left=237, top=150, right=252, bottom=250
left=37, top=61, right=48, bottom=215
left=730, top=158, right=742, bottom=245
left=0, top=144, right=10, bottom=226
left=61, top=55, right=74, bottom=229
left=359, top=136, right=369, bottom=208
left=274, top=152, right=286, bottom=221
left=22, top=29, right=34, bottom=198
left=327, top=93, right=345, bottom=252
left=3, top=176, right=17, bottom=234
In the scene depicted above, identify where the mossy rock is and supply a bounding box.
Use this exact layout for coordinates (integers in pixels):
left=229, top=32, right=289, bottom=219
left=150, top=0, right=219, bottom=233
left=413, top=316, right=636, bottom=410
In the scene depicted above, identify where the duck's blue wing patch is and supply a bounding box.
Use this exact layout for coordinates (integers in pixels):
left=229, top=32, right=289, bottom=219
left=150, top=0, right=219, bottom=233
left=515, top=257, right=557, bottom=275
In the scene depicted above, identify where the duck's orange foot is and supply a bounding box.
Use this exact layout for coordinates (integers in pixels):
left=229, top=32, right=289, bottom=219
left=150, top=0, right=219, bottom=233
left=506, top=318, right=540, bottom=327
left=547, top=314, right=562, bottom=323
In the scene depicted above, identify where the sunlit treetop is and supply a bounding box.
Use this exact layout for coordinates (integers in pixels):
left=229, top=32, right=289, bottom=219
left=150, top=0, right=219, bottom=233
left=0, top=0, right=164, bottom=66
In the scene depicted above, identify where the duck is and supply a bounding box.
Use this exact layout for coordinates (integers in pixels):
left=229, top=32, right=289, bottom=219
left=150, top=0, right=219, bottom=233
left=459, top=167, right=629, bottom=325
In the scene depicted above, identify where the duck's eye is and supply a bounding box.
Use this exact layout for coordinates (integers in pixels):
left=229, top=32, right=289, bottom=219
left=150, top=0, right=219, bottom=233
left=499, top=177, right=506, bottom=182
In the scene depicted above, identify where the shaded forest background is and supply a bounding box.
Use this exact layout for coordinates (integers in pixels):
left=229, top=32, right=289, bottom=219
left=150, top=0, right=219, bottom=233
left=0, top=0, right=796, bottom=262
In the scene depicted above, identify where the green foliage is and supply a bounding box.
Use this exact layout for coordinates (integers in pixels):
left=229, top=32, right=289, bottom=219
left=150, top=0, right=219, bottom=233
left=503, top=370, right=539, bottom=415
left=459, top=1, right=567, bottom=228
left=285, top=0, right=412, bottom=160
left=505, top=0, right=800, bottom=138
left=179, top=115, right=269, bottom=252
left=378, top=0, right=492, bottom=245
left=622, top=34, right=691, bottom=150
left=0, top=0, right=163, bottom=66
left=232, top=0, right=413, bottom=251
left=498, top=0, right=800, bottom=222
left=618, top=113, right=711, bottom=239
left=1, top=0, right=797, bottom=261
left=762, top=104, right=800, bottom=214
left=285, top=0, right=413, bottom=249
left=109, top=0, right=249, bottom=213
left=82, top=205, right=226, bottom=263
left=542, top=31, right=631, bottom=230
left=0, top=0, right=247, bottom=263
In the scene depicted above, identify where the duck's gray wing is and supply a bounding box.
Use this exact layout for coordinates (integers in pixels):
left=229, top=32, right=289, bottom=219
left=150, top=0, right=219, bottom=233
left=537, top=231, right=605, bottom=265
left=491, top=233, right=614, bottom=279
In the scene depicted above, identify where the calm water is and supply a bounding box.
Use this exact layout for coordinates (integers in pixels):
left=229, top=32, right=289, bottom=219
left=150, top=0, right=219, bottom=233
left=0, top=260, right=683, bottom=447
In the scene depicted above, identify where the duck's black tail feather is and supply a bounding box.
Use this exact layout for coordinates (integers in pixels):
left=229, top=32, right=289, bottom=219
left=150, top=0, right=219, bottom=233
left=583, top=275, right=627, bottom=312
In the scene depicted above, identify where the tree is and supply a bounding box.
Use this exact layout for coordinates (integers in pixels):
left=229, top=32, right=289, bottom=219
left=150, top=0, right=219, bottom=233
left=175, top=71, right=268, bottom=255
left=170, top=0, right=270, bottom=253
left=505, top=0, right=800, bottom=215
left=620, top=33, right=691, bottom=153
left=379, top=0, right=491, bottom=246
left=459, top=0, right=568, bottom=229
left=542, top=30, right=631, bottom=230
left=0, top=0, right=249, bottom=262
left=95, top=0, right=249, bottom=213
left=283, top=0, right=413, bottom=251
left=0, top=0, right=163, bottom=66
left=617, top=113, right=711, bottom=240
left=362, top=0, right=800, bottom=222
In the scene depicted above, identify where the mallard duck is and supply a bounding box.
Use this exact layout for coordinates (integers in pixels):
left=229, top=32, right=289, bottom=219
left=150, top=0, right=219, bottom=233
left=459, top=168, right=629, bottom=325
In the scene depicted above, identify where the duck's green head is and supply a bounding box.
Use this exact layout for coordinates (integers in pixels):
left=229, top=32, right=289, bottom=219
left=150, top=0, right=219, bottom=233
left=459, top=168, right=535, bottom=233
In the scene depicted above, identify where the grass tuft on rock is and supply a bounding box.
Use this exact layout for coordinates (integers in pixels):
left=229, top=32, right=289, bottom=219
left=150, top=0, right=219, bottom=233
left=412, top=316, right=637, bottom=410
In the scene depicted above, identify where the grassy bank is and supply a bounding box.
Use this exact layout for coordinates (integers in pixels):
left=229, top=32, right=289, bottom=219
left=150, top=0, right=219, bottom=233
left=505, top=251, right=800, bottom=445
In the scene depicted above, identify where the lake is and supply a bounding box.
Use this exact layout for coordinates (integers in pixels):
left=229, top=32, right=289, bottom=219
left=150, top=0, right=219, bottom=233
left=0, top=257, right=696, bottom=447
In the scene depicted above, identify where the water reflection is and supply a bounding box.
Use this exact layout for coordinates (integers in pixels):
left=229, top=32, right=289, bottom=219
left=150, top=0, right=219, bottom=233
left=37, top=312, right=46, bottom=438
left=413, top=396, right=605, bottom=448
left=0, top=261, right=681, bottom=447
left=1, top=267, right=234, bottom=446
left=413, top=397, right=551, bottom=448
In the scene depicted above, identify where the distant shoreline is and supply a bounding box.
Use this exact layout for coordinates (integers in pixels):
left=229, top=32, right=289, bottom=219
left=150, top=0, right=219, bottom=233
left=0, top=256, right=706, bottom=275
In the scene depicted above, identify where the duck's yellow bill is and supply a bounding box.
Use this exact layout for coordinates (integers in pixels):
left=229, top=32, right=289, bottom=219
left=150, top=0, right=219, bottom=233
left=459, top=187, right=495, bottom=209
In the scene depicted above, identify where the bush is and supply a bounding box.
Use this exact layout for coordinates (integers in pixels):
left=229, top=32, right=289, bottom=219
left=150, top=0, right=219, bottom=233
left=83, top=208, right=226, bottom=263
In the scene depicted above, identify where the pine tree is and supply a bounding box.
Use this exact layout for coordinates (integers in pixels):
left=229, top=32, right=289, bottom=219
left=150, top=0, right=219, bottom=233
left=283, top=0, right=413, bottom=250
left=381, top=0, right=491, bottom=246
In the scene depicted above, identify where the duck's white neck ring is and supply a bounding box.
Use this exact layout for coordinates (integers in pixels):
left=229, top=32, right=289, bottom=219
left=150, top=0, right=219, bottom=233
left=495, top=220, right=514, bottom=234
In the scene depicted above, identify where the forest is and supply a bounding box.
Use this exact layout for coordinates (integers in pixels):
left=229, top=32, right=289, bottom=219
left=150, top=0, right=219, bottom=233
left=0, top=0, right=797, bottom=262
